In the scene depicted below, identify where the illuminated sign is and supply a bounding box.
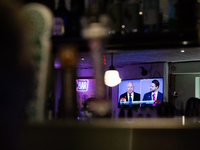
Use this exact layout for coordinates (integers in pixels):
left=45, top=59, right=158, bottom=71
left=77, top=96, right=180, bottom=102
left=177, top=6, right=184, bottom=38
left=76, top=79, right=89, bottom=92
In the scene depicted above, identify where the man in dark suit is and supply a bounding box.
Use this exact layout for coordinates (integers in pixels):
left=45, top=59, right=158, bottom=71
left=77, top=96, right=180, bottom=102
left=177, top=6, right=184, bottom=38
left=119, top=82, right=140, bottom=107
left=142, top=80, right=163, bottom=106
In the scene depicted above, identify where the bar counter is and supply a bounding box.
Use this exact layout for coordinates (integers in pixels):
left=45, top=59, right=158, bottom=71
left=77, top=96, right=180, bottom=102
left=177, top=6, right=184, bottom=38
left=20, top=118, right=200, bottom=150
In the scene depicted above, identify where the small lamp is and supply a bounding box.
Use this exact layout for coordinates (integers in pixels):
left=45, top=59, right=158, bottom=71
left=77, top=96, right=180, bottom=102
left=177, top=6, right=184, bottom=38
left=104, top=53, right=121, bottom=87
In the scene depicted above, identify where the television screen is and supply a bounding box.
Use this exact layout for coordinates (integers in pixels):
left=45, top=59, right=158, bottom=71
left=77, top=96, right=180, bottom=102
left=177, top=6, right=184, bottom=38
left=118, top=78, right=163, bottom=108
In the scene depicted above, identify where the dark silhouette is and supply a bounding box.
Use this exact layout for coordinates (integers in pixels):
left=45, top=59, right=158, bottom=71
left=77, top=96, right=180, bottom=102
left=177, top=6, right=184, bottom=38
left=0, top=1, right=34, bottom=150
left=157, top=102, right=177, bottom=117
left=185, top=97, right=200, bottom=117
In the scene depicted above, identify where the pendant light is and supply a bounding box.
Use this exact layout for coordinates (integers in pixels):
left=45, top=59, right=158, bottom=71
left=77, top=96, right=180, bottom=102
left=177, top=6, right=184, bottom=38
left=104, top=53, right=121, bottom=87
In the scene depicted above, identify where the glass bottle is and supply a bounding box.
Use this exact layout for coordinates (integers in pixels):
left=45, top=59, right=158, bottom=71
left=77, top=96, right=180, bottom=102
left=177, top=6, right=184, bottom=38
left=52, top=0, right=71, bottom=36
left=107, top=0, right=123, bottom=34
left=143, top=0, right=159, bottom=33
left=176, top=0, right=196, bottom=32
left=168, top=0, right=178, bottom=32
left=70, top=0, right=85, bottom=37
left=59, top=45, right=78, bottom=119
left=123, top=0, right=140, bottom=33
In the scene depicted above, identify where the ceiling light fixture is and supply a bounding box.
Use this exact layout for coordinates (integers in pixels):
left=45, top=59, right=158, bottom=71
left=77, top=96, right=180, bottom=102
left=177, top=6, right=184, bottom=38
left=104, top=53, right=121, bottom=87
left=180, top=49, right=185, bottom=53
left=182, top=41, right=188, bottom=45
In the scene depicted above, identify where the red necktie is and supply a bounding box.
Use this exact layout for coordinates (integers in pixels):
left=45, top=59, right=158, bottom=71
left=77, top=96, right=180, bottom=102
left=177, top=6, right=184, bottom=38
left=153, top=93, right=155, bottom=106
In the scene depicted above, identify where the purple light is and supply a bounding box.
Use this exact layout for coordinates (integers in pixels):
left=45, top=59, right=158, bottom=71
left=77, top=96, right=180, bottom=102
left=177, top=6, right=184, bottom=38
left=54, top=57, right=60, bottom=69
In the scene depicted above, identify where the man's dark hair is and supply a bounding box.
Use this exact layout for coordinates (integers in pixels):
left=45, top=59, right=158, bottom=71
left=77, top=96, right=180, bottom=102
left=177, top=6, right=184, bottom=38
left=152, top=80, right=159, bottom=88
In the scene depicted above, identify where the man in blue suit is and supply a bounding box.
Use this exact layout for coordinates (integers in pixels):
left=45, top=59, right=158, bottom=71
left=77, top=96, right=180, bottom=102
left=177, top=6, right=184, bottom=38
left=142, top=80, right=163, bottom=106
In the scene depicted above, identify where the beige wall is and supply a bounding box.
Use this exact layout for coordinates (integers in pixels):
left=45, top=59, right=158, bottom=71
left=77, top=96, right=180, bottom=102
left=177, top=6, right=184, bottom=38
left=169, top=61, right=200, bottom=110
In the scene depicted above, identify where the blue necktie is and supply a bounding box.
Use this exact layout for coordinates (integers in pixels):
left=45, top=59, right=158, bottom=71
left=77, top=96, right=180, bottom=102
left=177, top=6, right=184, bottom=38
left=129, top=94, right=132, bottom=107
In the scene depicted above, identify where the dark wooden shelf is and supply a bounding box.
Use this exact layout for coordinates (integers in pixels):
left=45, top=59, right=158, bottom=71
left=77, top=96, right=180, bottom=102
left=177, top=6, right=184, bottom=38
left=52, top=30, right=200, bottom=53
left=52, top=36, right=88, bottom=53
left=107, top=31, right=199, bottom=50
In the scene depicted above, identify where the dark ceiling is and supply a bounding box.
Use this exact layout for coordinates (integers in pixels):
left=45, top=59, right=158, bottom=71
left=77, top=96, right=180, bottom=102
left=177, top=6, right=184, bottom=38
left=77, top=47, right=200, bottom=69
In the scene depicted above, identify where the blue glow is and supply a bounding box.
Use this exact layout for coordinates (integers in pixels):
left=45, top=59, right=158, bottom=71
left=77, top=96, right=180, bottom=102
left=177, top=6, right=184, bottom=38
left=76, top=79, right=89, bottom=92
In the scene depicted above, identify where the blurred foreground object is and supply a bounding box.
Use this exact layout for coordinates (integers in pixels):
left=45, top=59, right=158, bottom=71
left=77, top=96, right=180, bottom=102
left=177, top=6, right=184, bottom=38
left=58, top=44, right=78, bottom=119
left=81, top=1, right=111, bottom=117
left=0, top=0, right=34, bottom=149
left=22, top=3, right=53, bottom=121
